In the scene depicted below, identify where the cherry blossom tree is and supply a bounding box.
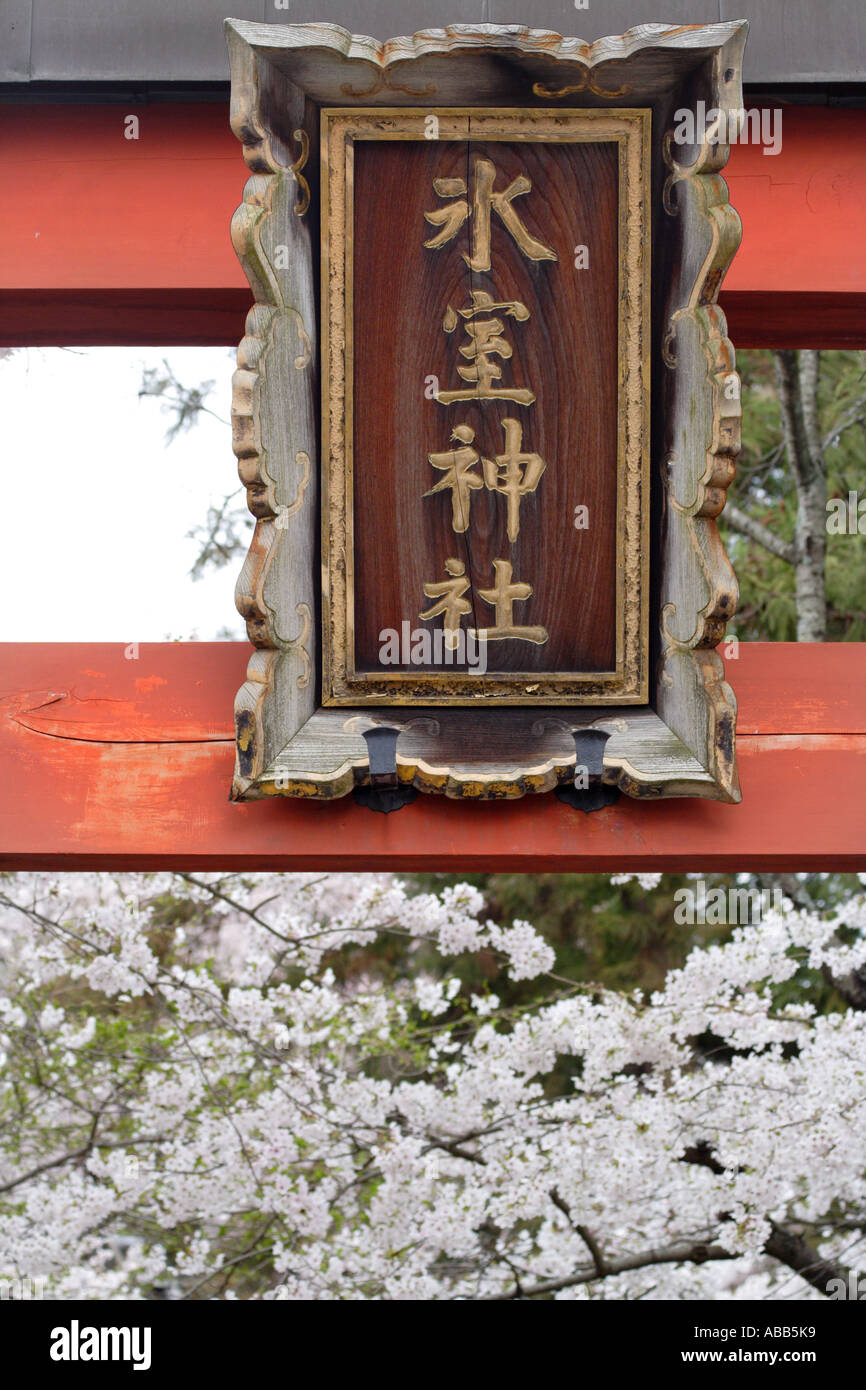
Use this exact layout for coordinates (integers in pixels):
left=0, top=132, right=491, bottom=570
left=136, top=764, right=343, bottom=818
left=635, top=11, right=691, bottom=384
left=0, top=871, right=863, bottom=1301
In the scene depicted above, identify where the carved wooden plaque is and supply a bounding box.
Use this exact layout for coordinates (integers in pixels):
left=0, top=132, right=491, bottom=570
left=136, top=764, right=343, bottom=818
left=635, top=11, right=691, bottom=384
left=227, top=20, right=745, bottom=804
left=323, top=109, right=648, bottom=705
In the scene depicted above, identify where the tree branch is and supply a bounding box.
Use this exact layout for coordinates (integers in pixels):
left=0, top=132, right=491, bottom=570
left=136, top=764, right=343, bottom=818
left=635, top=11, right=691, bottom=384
left=774, top=350, right=827, bottom=640
left=822, top=962, right=866, bottom=1012
left=763, top=1221, right=852, bottom=1297
left=550, top=1189, right=608, bottom=1276
left=485, top=1237, right=733, bottom=1299
left=488, top=1214, right=857, bottom=1301
left=775, top=350, right=818, bottom=490
left=679, top=1147, right=857, bottom=1296
left=425, top=1137, right=488, bottom=1166
left=822, top=396, right=866, bottom=455
left=722, top=503, right=795, bottom=563
left=0, top=1130, right=164, bottom=1196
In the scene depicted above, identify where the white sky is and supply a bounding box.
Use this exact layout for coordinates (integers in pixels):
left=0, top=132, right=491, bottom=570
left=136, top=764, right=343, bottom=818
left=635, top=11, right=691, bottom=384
left=2, top=347, right=245, bottom=641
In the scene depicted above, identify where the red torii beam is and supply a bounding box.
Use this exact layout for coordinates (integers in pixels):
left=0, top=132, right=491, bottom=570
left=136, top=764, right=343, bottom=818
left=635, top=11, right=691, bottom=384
left=1, top=103, right=865, bottom=348
left=2, top=643, right=864, bottom=870
left=2, top=103, right=865, bottom=870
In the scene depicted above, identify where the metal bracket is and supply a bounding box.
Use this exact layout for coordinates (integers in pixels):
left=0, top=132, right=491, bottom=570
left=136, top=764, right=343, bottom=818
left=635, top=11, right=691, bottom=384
left=352, top=726, right=419, bottom=814
left=555, top=728, right=620, bottom=814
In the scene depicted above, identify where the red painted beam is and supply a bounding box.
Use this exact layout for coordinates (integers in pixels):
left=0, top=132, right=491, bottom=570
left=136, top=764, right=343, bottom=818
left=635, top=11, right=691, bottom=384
left=1, top=105, right=865, bottom=347
left=2, top=643, right=864, bottom=870
left=3, top=105, right=244, bottom=292
left=0, top=289, right=251, bottom=348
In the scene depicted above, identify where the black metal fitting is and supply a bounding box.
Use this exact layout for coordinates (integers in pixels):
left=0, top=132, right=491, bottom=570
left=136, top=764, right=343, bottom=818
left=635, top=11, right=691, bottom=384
left=352, top=725, right=419, bottom=814
left=555, top=728, right=620, bottom=813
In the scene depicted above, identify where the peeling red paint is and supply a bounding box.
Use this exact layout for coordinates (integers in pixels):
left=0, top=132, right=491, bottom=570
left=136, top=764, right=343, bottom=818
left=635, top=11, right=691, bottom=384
left=0, top=642, right=863, bottom=869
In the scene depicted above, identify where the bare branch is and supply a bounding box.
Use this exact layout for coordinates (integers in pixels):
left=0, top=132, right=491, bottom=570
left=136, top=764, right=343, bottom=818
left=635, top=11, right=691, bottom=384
left=487, top=1216, right=858, bottom=1301
left=822, top=962, right=866, bottom=1012
left=485, top=1237, right=732, bottom=1299
left=822, top=396, right=866, bottom=455
left=764, top=1221, right=852, bottom=1297
left=0, top=1131, right=164, bottom=1196
left=550, top=1189, right=608, bottom=1276
left=723, top=503, right=795, bottom=563
left=425, top=1137, right=488, bottom=1166
left=176, top=873, right=293, bottom=946
left=775, top=350, right=819, bottom=490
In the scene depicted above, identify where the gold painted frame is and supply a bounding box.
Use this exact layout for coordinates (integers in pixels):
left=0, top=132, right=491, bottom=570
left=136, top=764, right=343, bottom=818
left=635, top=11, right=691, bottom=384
left=321, top=107, right=651, bottom=706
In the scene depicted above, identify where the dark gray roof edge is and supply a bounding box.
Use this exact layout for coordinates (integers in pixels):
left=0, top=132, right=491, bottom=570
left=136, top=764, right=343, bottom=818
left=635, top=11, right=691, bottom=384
left=3, top=81, right=865, bottom=107
left=3, top=7, right=864, bottom=86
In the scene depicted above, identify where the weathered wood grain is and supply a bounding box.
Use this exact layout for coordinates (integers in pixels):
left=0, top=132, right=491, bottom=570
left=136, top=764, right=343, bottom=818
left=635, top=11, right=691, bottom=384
left=227, top=20, right=749, bottom=109
left=322, top=105, right=649, bottom=708
left=654, top=42, right=746, bottom=803
left=227, top=23, right=319, bottom=799
left=227, top=19, right=746, bottom=802
left=265, top=706, right=710, bottom=801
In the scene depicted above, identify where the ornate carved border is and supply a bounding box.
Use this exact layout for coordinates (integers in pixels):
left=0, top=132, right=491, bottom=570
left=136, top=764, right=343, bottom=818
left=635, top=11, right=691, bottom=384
left=226, top=20, right=747, bottom=99
left=655, top=71, right=745, bottom=804
left=226, top=19, right=746, bottom=803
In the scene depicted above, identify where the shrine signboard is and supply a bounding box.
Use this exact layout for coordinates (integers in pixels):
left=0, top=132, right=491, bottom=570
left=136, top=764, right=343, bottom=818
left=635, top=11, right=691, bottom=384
left=227, top=20, right=745, bottom=808
left=322, top=106, right=648, bottom=707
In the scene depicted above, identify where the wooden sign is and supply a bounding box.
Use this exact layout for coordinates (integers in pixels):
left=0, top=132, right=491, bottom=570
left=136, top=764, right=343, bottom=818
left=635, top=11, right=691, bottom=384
left=227, top=20, right=745, bottom=805
left=322, top=108, right=649, bottom=705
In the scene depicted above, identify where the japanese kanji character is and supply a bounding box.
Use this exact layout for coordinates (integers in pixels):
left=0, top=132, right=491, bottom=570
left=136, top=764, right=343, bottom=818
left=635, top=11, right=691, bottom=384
left=482, top=418, right=547, bottom=542
left=423, top=425, right=484, bottom=533
left=424, top=159, right=557, bottom=273
left=470, top=559, right=548, bottom=645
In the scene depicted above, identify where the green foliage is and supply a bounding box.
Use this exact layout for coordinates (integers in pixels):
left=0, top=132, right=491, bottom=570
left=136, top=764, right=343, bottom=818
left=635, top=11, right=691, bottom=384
left=409, top=873, right=718, bottom=996
left=138, top=348, right=866, bottom=633
left=408, top=871, right=862, bottom=1011
left=722, top=349, right=866, bottom=640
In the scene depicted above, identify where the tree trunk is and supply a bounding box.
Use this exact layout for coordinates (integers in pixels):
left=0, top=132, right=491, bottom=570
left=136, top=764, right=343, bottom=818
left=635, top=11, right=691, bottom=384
left=795, top=473, right=828, bottom=641
left=774, top=350, right=827, bottom=641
